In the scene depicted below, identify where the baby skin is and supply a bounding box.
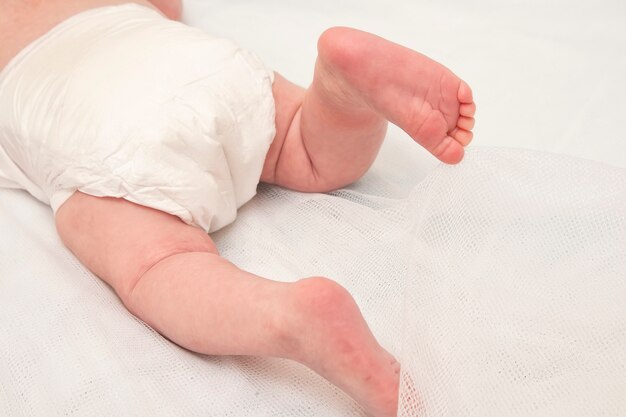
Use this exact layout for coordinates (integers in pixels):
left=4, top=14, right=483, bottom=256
left=2, top=1, right=475, bottom=416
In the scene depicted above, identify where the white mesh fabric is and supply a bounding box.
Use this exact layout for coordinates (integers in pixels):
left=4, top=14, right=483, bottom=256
left=394, top=149, right=626, bottom=416
left=1, top=147, right=625, bottom=416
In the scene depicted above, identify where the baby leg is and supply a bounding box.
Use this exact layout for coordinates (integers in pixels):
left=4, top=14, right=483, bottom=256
left=262, top=27, right=476, bottom=192
left=56, top=192, right=400, bottom=417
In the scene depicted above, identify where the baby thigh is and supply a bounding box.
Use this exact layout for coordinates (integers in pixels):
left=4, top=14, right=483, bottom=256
left=54, top=191, right=293, bottom=356
left=55, top=191, right=218, bottom=298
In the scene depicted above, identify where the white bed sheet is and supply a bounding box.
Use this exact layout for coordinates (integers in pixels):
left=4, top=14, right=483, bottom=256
left=182, top=0, right=626, bottom=169
left=1, top=1, right=625, bottom=416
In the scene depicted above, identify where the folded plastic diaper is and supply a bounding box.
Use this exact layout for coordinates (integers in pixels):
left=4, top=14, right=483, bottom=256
left=0, top=4, right=276, bottom=232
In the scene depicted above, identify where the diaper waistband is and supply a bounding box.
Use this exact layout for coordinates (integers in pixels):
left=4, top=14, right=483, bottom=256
left=0, top=3, right=165, bottom=84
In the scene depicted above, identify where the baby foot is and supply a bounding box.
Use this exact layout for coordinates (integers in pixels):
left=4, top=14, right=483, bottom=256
left=283, top=277, right=401, bottom=417
left=316, top=27, right=475, bottom=164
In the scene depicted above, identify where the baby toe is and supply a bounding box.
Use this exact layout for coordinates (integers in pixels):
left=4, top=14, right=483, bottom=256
left=460, top=102, right=476, bottom=117
left=457, top=116, right=475, bottom=131
left=451, top=128, right=473, bottom=146
left=457, top=80, right=474, bottom=104
left=433, top=135, right=465, bottom=164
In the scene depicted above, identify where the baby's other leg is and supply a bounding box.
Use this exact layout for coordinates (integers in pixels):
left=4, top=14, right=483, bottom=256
left=56, top=192, right=400, bottom=417
left=262, top=27, right=475, bottom=192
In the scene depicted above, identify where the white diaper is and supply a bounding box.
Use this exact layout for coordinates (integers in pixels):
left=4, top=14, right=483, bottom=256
left=0, top=4, right=276, bottom=232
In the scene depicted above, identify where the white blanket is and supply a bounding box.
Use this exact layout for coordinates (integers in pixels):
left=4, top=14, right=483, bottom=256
left=1, top=0, right=625, bottom=416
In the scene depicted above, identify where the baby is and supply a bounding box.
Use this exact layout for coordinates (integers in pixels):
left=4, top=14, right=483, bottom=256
left=0, top=1, right=475, bottom=416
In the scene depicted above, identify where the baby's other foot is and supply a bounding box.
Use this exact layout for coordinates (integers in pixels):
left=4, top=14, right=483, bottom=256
left=316, top=27, right=475, bottom=164
left=283, top=277, right=400, bottom=417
